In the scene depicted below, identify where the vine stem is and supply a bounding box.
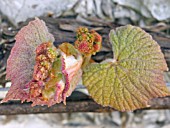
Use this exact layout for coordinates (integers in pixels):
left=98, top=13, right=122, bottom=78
left=82, top=55, right=91, bottom=69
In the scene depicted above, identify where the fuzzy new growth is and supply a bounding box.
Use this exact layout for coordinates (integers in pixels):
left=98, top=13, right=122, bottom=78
left=74, top=27, right=102, bottom=56
left=28, top=42, right=58, bottom=99
left=26, top=42, right=83, bottom=105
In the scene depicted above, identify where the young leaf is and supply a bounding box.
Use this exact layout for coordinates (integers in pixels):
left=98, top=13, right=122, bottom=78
left=58, top=43, right=83, bottom=104
left=83, top=25, right=170, bottom=111
left=3, top=18, right=54, bottom=103
left=3, top=18, right=83, bottom=106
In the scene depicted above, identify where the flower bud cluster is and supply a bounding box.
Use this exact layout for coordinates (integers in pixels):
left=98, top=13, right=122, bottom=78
left=75, top=27, right=102, bottom=56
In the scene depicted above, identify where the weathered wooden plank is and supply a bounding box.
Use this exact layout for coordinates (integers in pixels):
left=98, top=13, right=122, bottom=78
left=0, top=91, right=170, bottom=115
left=0, top=91, right=114, bottom=115
left=0, top=101, right=114, bottom=115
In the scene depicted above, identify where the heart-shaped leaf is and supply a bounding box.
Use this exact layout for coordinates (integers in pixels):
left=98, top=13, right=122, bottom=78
left=83, top=25, right=170, bottom=111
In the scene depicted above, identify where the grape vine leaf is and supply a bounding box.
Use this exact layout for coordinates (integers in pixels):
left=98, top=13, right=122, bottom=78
left=83, top=25, right=170, bottom=111
left=3, top=18, right=55, bottom=103
left=3, top=18, right=83, bottom=106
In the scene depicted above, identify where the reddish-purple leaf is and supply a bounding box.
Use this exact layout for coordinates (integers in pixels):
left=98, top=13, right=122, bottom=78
left=2, top=19, right=83, bottom=107
left=3, top=18, right=54, bottom=103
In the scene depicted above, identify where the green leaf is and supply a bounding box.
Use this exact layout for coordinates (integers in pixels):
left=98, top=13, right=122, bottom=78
left=83, top=25, right=170, bottom=111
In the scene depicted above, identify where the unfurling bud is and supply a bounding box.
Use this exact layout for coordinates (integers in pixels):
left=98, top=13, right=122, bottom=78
left=74, top=27, right=102, bottom=56
left=25, top=42, right=83, bottom=106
